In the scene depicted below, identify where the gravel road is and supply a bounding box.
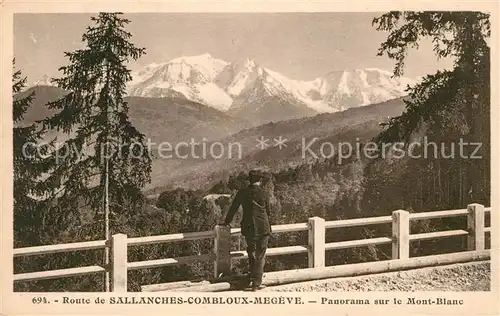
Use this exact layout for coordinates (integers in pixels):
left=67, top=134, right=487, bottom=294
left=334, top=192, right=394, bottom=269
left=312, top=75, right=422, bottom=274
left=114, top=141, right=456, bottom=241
left=260, top=261, right=490, bottom=292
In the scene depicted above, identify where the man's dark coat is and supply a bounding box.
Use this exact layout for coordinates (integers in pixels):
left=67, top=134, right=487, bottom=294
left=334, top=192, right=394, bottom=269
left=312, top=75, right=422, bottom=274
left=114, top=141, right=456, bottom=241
left=224, top=184, right=272, bottom=237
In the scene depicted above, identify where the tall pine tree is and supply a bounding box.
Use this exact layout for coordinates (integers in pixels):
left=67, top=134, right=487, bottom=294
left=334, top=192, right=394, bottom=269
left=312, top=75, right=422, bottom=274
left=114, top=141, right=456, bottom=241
left=13, top=60, right=54, bottom=247
left=372, top=12, right=490, bottom=205
left=41, top=13, right=152, bottom=240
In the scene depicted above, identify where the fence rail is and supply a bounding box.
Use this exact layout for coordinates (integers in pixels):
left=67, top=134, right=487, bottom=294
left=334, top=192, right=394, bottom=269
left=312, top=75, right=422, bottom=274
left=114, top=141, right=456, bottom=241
left=13, top=204, right=492, bottom=292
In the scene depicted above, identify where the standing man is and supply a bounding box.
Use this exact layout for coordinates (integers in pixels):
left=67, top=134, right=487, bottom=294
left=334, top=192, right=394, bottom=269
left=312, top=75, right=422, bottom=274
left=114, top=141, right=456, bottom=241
left=223, top=169, right=272, bottom=291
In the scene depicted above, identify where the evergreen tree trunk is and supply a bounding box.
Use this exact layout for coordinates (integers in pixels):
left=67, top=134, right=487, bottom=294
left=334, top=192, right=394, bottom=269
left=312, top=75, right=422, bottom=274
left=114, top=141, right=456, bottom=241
left=104, top=149, right=110, bottom=291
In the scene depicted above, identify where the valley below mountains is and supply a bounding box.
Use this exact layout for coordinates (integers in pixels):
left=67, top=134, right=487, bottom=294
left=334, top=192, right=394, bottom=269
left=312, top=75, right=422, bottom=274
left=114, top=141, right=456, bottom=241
left=25, top=53, right=415, bottom=192
left=17, top=84, right=407, bottom=193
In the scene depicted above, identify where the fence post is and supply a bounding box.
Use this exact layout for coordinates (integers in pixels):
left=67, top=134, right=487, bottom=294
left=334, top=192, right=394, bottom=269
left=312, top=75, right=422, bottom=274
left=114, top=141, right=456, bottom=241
left=214, top=225, right=231, bottom=278
left=308, top=217, right=325, bottom=268
left=392, top=210, right=410, bottom=259
left=110, top=233, right=128, bottom=292
left=467, top=203, right=485, bottom=251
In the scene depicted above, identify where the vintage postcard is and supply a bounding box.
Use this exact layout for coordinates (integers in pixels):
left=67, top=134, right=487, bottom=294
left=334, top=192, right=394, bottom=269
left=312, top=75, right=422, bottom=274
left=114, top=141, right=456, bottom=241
left=1, top=0, right=498, bottom=315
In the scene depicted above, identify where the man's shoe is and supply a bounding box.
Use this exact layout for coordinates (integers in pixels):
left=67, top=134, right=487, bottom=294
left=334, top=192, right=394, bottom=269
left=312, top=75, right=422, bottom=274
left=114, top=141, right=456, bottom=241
left=251, top=284, right=266, bottom=291
left=246, top=274, right=254, bottom=285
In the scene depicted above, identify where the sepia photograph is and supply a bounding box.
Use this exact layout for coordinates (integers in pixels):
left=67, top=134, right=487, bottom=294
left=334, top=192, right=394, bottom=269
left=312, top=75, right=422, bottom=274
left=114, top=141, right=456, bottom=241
left=8, top=8, right=494, bottom=301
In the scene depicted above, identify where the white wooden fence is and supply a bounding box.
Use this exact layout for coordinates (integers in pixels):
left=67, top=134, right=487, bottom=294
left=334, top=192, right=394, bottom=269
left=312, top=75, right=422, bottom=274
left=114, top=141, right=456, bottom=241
left=13, top=203, right=491, bottom=292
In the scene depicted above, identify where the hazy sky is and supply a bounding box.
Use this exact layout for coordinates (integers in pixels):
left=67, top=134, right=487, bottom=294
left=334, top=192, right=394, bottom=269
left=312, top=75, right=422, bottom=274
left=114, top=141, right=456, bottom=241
left=14, top=13, right=454, bottom=83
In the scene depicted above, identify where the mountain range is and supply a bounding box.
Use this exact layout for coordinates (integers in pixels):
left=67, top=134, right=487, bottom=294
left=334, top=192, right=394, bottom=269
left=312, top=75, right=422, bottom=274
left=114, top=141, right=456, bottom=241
left=125, top=53, right=415, bottom=125
left=24, top=53, right=415, bottom=191
left=33, top=53, right=415, bottom=125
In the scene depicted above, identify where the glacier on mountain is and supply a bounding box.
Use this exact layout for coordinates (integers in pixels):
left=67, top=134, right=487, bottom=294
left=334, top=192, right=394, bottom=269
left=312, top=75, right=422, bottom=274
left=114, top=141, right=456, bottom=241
left=126, top=53, right=417, bottom=114
left=32, top=75, right=55, bottom=87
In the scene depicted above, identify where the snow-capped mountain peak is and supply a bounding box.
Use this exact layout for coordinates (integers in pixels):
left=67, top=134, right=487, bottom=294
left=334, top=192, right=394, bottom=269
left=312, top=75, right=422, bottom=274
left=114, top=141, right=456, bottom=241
left=214, top=57, right=262, bottom=96
left=127, top=53, right=233, bottom=111
left=32, top=75, right=54, bottom=87
left=169, top=53, right=228, bottom=79
left=232, top=57, right=257, bottom=71
left=126, top=54, right=417, bottom=122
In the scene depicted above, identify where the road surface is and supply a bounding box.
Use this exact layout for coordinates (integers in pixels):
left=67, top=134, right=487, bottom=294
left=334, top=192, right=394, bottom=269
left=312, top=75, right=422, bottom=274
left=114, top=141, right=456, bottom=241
left=258, top=261, right=490, bottom=292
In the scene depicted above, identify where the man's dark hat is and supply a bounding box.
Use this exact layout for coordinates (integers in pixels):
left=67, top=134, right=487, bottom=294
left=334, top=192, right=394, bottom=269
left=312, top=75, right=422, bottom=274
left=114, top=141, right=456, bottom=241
left=249, top=169, right=262, bottom=177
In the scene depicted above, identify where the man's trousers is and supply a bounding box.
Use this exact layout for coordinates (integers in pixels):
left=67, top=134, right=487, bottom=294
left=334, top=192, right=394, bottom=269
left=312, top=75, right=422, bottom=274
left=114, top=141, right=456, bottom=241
left=245, top=234, right=270, bottom=286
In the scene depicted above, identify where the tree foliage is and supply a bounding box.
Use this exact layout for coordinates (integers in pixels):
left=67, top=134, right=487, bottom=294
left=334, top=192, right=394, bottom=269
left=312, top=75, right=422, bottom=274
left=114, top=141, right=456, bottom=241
left=13, top=60, right=54, bottom=246
left=373, top=11, right=490, bottom=204
left=40, top=13, right=152, bottom=229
